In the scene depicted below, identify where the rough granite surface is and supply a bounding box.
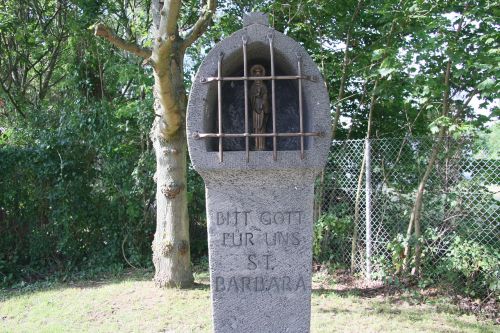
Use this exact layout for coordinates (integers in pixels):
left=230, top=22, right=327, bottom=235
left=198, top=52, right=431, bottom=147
left=186, top=13, right=331, bottom=333
left=206, top=172, right=316, bottom=333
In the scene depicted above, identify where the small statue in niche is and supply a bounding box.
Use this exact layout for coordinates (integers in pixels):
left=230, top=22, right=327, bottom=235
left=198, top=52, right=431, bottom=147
left=249, top=64, right=270, bottom=150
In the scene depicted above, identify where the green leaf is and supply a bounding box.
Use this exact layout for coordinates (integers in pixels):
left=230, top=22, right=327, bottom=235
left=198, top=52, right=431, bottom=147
left=378, top=68, right=395, bottom=78
left=372, top=49, right=385, bottom=60
left=477, top=78, right=495, bottom=91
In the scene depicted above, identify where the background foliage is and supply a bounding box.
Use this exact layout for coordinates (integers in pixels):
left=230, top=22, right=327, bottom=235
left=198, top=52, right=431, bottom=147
left=319, top=135, right=499, bottom=299
left=1, top=0, right=498, bottom=301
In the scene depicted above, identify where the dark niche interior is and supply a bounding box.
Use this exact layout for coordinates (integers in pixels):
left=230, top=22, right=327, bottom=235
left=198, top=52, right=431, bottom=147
left=204, top=42, right=310, bottom=152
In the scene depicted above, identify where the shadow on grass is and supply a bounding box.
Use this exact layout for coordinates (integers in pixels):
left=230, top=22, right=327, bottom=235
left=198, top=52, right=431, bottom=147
left=1, top=270, right=496, bottom=332
left=0, top=269, right=153, bottom=302
left=191, top=282, right=210, bottom=291
left=311, top=285, right=478, bottom=321
left=372, top=303, right=496, bottom=332
left=312, top=285, right=387, bottom=298
left=0, top=268, right=215, bottom=303
left=316, top=306, right=352, bottom=314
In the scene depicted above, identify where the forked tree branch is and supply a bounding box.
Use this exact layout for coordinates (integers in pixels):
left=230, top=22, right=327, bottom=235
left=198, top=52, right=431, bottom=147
left=0, top=80, right=25, bottom=118
left=94, top=23, right=152, bottom=59
left=158, top=0, right=182, bottom=38
left=181, top=0, right=216, bottom=50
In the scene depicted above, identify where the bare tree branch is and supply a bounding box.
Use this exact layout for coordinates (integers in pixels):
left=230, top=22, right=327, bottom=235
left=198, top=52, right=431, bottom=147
left=332, top=0, right=364, bottom=139
left=181, top=0, right=216, bottom=50
left=158, top=0, right=182, bottom=38
left=39, top=39, right=62, bottom=100
left=455, top=88, right=478, bottom=120
left=94, top=23, right=152, bottom=59
left=0, top=80, right=25, bottom=118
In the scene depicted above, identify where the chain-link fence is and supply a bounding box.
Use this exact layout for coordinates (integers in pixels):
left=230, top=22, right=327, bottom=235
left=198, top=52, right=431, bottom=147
left=315, top=136, right=499, bottom=291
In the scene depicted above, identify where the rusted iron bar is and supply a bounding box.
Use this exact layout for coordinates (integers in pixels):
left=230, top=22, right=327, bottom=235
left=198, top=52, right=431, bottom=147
left=217, top=53, right=223, bottom=162
left=201, top=75, right=317, bottom=83
left=195, top=132, right=322, bottom=139
left=297, top=54, right=304, bottom=160
left=242, top=35, right=249, bottom=162
left=268, top=33, right=277, bottom=161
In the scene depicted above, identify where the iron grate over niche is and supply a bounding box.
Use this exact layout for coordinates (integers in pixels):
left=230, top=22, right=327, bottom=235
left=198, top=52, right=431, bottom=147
left=193, top=33, right=324, bottom=163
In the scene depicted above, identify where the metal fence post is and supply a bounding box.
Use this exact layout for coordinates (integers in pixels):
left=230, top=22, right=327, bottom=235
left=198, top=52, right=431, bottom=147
left=318, top=137, right=498, bottom=290
left=365, top=138, right=372, bottom=280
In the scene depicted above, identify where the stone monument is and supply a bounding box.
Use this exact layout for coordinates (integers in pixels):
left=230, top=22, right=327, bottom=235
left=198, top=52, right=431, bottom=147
left=187, top=12, right=331, bottom=333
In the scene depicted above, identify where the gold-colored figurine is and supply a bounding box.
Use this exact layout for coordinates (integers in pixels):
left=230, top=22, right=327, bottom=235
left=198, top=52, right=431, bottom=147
left=249, top=64, right=270, bottom=151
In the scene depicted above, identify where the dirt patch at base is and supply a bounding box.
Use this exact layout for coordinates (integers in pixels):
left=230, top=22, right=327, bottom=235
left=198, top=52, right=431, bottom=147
left=312, top=267, right=499, bottom=323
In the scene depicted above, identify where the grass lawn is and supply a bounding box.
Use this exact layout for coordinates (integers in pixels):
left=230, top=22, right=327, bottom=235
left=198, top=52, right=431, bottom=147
left=0, top=269, right=497, bottom=333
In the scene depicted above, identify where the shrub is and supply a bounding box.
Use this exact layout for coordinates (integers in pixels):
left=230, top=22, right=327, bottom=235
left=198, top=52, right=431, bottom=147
left=442, top=237, right=500, bottom=298
left=313, top=211, right=352, bottom=263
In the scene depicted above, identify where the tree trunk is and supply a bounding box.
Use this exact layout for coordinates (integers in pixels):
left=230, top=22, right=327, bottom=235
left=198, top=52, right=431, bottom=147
left=403, top=60, right=452, bottom=276
left=402, top=146, right=439, bottom=276
left=402, top=7, right=467, bottom=278
left=151, top=122, right=193, bottom=287
left=150, top=46, right=193, bottom=287
left=95, top=0, right=216, bottom=288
